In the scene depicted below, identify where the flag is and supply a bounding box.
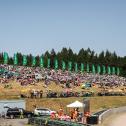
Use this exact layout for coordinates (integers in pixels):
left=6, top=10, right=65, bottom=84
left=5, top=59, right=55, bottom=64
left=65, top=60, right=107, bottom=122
left=81, top=63, right=84, bottom=72
left=32, top=56, right=36, bottom=66
left=112, top=67, right=116, bottom=75
left=13, top=53, right=18, bottom=65
left=62, top=61, right=66, bottom=70
left=40, top=57, right=44, bottom=68
left=3, top=52, right=8, bottom=64
left=92, top=64, right=95, bottom=74
left=102, top=65, right=106, bottom=74
left=75, top=62, right=78, bottom=72
left=107, top=66, right=111, bottom=74
left=0, top=68, right=4, bottom=74
left=86, top=63, right=89, bottom=72
left=97, top=65, right=101, bottom=74
left=47, top=58, right=50, bottom=68
left=23, top=55, right=27, bottom=66
left=54, top=59, right=58, bottom=70
left=68, top=61, right=72, bottom=71
left=117, top=67, right=120, bottom=75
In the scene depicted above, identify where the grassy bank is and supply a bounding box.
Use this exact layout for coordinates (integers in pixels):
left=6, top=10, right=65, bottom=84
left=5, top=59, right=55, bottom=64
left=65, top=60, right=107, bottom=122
left=0, top=81, right=126, bottom=113
left=26, top=96, right=126, bottom=113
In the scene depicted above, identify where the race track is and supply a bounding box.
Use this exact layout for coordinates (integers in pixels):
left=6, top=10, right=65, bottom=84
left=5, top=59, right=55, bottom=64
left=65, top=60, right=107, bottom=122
left=101, top=112, right=126, bottom=126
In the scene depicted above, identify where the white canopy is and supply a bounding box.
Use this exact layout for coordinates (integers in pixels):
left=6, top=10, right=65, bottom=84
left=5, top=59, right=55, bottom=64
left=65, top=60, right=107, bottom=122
left=67, top=100, right=84, bottom=108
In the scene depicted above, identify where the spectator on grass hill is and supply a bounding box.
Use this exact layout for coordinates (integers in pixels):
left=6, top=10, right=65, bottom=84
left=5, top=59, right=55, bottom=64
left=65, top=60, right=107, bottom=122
left=40, top=90, right=43, bottom=98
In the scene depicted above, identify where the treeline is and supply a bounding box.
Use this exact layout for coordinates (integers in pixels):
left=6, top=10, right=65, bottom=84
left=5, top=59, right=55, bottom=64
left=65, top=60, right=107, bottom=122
left=0, top=47, right=126, bottom=76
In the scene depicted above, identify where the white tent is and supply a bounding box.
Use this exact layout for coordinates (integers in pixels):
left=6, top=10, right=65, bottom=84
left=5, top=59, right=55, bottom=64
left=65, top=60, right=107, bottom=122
left=67, top=100, right=84, bottom=108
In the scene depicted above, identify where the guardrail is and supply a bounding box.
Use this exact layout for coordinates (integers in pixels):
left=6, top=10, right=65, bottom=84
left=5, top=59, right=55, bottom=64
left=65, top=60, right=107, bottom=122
left=86, top=107, right=126, bottom=125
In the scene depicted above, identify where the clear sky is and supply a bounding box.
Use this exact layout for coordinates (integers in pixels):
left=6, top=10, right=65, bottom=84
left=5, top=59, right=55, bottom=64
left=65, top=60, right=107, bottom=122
left=0, top=0, right=126, bottom=56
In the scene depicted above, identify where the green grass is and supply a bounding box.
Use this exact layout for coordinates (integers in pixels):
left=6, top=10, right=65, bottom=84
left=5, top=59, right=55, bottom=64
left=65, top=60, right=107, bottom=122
left=25, top=96, right=126, bottom=113
left=1, top=81, right=126, bottom=113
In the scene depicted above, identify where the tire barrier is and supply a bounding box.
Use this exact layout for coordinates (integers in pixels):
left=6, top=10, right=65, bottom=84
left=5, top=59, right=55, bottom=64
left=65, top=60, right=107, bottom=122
left=86, top=115, right=99, bottom=125
left=86, top=109, right=107, bottom=125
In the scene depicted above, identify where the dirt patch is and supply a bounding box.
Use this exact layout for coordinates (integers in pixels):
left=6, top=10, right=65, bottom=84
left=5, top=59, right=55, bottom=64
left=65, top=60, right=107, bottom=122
left=0, top=118, right=28, bottom=126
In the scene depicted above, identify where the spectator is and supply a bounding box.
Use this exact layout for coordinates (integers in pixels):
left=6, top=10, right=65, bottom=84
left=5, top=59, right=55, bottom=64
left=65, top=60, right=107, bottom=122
left=20, top=109, right=24, bottom=119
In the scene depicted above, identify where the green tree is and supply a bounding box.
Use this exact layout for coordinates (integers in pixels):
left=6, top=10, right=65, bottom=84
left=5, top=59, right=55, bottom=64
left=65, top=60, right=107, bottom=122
left=44, top=51, right=50, bottom=68
left=0, top=53, right=3, bottom=64
left=50, top=49, right=56, bottom=68
left=78, top=48, right=85, bottom=63
left=98, top=51, right=105, bottom=64
left=17, top=53, right=23, bottom=66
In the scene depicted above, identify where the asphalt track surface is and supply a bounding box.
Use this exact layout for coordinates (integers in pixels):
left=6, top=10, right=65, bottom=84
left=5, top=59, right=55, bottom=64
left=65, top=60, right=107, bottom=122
left=101, top=112, right=126, bottom=126
left=0, top=118, right=28, bottom=126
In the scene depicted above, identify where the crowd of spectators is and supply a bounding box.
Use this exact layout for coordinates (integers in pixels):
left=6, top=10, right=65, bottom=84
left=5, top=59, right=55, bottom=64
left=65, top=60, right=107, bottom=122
left=0, top=64, right=126, bottom=89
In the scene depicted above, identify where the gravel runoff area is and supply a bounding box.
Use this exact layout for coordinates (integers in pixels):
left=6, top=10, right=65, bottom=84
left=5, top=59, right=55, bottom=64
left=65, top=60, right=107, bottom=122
left=100, top=112, right=126, bottom=126
left=0, top=118, right=28, bottom=126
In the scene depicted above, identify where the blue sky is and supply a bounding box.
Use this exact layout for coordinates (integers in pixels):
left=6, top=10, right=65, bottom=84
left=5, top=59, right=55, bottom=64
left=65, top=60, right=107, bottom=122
left=0, top=0, right=126, bottom=56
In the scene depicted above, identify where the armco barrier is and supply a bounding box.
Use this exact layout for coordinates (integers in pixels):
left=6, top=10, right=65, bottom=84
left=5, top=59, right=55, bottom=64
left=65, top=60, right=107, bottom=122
left=86, top=106, right=126, bottom=125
